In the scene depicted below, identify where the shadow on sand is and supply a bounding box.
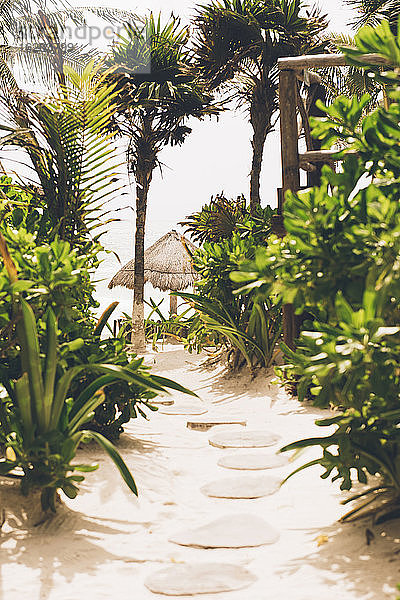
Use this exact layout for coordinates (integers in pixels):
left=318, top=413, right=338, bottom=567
left=279, top=516, right=400, bottom=599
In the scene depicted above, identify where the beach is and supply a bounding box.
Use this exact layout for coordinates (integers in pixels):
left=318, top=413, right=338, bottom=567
left=2, top=345, right=399, bottom=600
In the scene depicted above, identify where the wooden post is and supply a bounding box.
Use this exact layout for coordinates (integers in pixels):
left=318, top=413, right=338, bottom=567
left=170, top=293, right=178, bottom=316
left=279, top=68, right=300, bottom=350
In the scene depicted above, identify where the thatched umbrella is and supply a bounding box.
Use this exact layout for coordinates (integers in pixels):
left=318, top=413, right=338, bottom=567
left=108, top=230, right=198, bottom=314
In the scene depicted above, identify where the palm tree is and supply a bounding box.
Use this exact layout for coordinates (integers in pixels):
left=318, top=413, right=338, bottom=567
left=317, top=32, right=382, bottom=109
left=108, top=14, right=220, bottom=351
left=318, top=1, right=398, bottom=111
left=193, top=0, right=327, bottom=213
left=0, top=1, right=139, bottom=95
left=345, top=0, right=400, bottom=29
left=0, top=59, right=121, bottom=248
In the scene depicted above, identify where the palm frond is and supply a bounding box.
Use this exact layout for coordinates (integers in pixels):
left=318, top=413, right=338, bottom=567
left=345, top=0, right=400, bottom=30
left=316, top=31, right=382, bottom=108
left=108, top=13, right=222, bottom=176
left=0, top=60, right=124, bottom=246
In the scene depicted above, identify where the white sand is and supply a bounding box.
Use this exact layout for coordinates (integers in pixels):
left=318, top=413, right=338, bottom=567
left=1, top=345, right=400, bottom=600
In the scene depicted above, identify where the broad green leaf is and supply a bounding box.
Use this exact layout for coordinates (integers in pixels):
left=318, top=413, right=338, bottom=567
left=82, top=430, right=138, bottom=496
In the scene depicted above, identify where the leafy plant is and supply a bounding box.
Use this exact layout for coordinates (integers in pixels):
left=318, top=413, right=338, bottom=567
left=0, top=226, right=101, bottom=392
left=180, top=194, right=248, bottom=244
left=143, top=298, right=198, bottom=350
left=0, top=298, right=196, bottom=512
left=231, top=17, right=400, bottom=521
left=68, top=302, right=163, bottom=441
left=280, top=288, right=400, bottom=522
left=181, top=193, right=275, bottom=245
left=1, top=60, right=123, bottom=249
left=179, top=210, right=281, bottom=370
left=179, top=290, right=281, bottom=370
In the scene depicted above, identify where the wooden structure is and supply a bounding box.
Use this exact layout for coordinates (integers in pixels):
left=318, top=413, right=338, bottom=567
left=276, top=52, right=388, bottom=349
left=109, top=230, right=198, bottom=316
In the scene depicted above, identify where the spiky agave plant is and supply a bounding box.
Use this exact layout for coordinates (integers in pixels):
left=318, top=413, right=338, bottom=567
left=0, top=299, right=195, bottom=511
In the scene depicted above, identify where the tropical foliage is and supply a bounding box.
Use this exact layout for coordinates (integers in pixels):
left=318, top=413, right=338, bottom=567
left=180, top=193, right=275, bottom=244
left=0, top=1, right=137, bottom=94
left=0, top=298, right=139, bottom=511
left=0, top=216, right=195, bottom=510
left=0, top=60, right=122, bottom=249
left=345, top=0, right=400, bottom=29
left=234, top=18, right=400, bottom=521
left=0, top=17, right=200, bottom=511
left=180, top=197, right=281, bottom=370
left=68, top=302, right=164, bottom=441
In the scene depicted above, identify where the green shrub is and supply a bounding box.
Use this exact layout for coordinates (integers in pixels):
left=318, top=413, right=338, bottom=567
left=180, top=199, right=281, bottom=370
left=232, top=18, right=400, bottom=520
left=0, top=297, right=195, bottom=511
left=0, top=188, right=192, bottom=442
left=68, top=303, right=162, bottom=441
left=180, top=193, right=274, bottom=244
left=1, top=299, right=139, bottom=511
left=281, top=288, right=400, bottom=522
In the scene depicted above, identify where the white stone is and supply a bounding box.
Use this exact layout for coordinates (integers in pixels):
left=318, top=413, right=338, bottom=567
left=187, top=416, right=247, bottom=431
left=218, top=453, right=289, bottom=470
left=144, top=563, right=257, bottom=596
left=169, top=514, right=279, bottom=548
left=209, top=430, right=280, bottom=449
left=201, top=475, right=280, bottom=499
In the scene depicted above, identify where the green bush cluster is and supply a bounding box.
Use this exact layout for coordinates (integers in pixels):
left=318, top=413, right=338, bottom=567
left=180, top=198, right=281, bottom=370
left=0, top=80, right=195, bottom=509
left=0, top=211, right=194, bottom=508
left=233, top=19, right=400, bottom=520
left=0, top=179, right=171, bottom=442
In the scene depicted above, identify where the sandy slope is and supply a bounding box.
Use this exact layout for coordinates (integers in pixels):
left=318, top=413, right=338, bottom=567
left=1, top=345, right=400, bottom=600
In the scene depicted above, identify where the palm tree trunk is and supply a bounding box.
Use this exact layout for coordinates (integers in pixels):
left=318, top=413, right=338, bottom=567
left=132, top=171, right=151, bottom=352
left=250, top=123, right=268, bottom=213
left=249, top=81, right=273, bottom=214
left=169, top=294, right=178, bottom=316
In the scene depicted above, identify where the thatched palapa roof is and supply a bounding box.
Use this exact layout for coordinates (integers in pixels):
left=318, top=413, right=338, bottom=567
left=108, top=230, right=198, bottom=292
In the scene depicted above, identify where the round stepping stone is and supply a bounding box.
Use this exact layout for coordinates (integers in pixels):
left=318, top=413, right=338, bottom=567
left=209, top=430, right=280, bottom=449
left=218, top=453, right=288, bottom=471
left=201, top=475, right=280, bottom=499
left=144, top=563, right=257, bottom=596
left=187, top=417, right=247, bottom=431
left=159, top=406, right=208, bottom=416
left=169, top=514, right=279, bottom=548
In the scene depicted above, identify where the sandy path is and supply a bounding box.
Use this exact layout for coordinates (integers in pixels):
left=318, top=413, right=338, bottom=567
left=1, top=345, right=400, bottom=600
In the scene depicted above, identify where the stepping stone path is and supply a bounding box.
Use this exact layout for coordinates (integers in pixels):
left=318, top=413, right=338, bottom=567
left=146, top=398, right=283, bottom=595
left=187, top=416, right=247, bottom=431
left=170, top=514, right=279, bottom=548
left=218, top=453, right=289, bottom=471
left=201, top=474, right=280, bottom=499
left=144, top=563, right=257, bottom=596
left=209, top=430, right=280, bottom=449
left=158, top=406, right=208, bottom=416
